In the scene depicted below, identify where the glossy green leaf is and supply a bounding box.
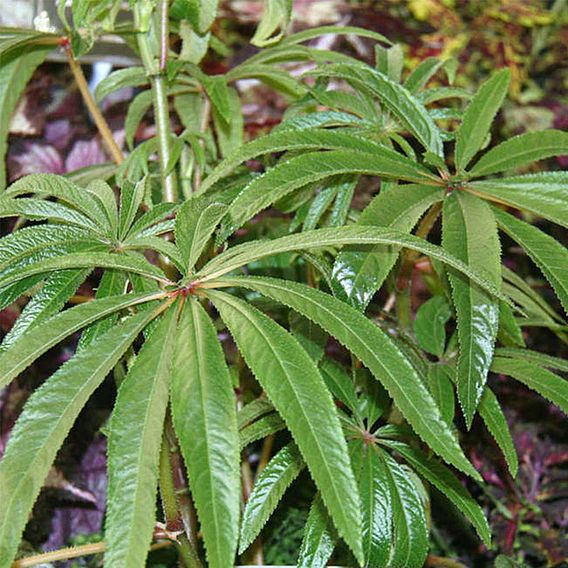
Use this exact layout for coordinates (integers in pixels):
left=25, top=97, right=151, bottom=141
left=0, top=292, right=162, bottom=389
left=219, top=277, right=480, bottom=480
left=175, top=195, right=227, bottom=274
left=478, top=387, right=518, bottom=477
left=443, top=191, right=501, bottom=427
left=382, top=440, right=491, bottom=545
left=332, top=184, right=444, bottom=311
left=381, top=448, right=429, bottom=568
left=105, top=305, right=177, bottom=567
left=0, top=308, right=158, bottom=568
left=171, top=299, right=240, bottom=568
left=308, top=64, right=444, bottom=155
left=470, top=172, right=568, bottom=229
left=197, top=226, right=506, bottom=304
left=240, top=442, right=305, bottom=553
left=297, top=493, right=337, bottom=568
left=455, top=68, right=510, bottom=171
left=494, top=207, right=568, bottom=314
left=0, top=269, right=90, bottom=350
left=208, top=290, right=363, bottom=563
left=0, top=251, right=168, bottom=290
left=95, top=67, right=148, bottom=103
left=414, top=295, right=451, bottom=357
left=353, top=442, right=392, bottom=567
left=468, top=130, right=568, bottom=177
left=491, top=357, right=568, bottom=415
left=0, top=46, right=52, bottom=190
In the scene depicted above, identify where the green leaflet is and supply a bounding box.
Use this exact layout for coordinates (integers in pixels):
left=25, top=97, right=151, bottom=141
left=239, top=442, right=305, bottom=553
left=0, top=252, right=168, bottom=290
left=95, top=67, right=148, bottom=103
left=491, top=357, right=568, bottom=415
left=250, top=0, right=291, bottom=46
left=6, top=173, right=109, bottom=228
left=0, top=46, right=52, bottom=190
left=0, top=308, right=159, bottom=568
left=470, top=172, right=568, bottom=229
left=125, top=90, right=153, bottom=150
left=404, top=57, right=444, bottom=93
left=380, top=448, right=429, bottom=568
left=238, top=398, right=276, bottom=430
left=455, top=68, right=510, bottom=171
left=497, top=300, right=525, bottom=348
left=494, top=207, right=568, bottom=314
left=128, top=202, right=178, bottom=238
left=175, top=195, right=227, bottom=274
left=196, top=226, right=507, bottom=305
left=119, top=178, right=146, bottom=240
left=413, top=295, right=451, bottom=357
left=478, top=387, right=518, bottom=477
left=297, top=493, right=337, bottom=568
left=219, top=276, right=481, bottom=480
left=376, top=43, right=404, bottom=82
left=496, top=347, right=568, bottom=373
left=427, top=365, right=455, bottom=426
left=202, top=128, right=433, bottom=195
left=382, top=440, right=491, bottom=546
left=239, top=412, right=286, bottom=449
left=353, top=442, right=392, bottom=567
left=171, top=299, right=240, bottom=568
left=320, top=359, right=359, bottom=413
left=208, top=290, right=364, bottom=563
left=105, top=305, right=178, bottom=567
left=280, top=24, right=390, bottom=47
left=443, top=191, right=501, bottom=427
left=468, top=130, right=568, bottom=177
left=308, top=64, right=443, bottom=156
left=0, top=268, right=90, bottom=350
left=0, top=292, right=162, bottom=389
left=332, top=184, right=444, bottom=311
left=212, top=86, right=244, bottom=157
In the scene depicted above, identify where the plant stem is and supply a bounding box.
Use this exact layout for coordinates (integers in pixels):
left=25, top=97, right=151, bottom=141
left=134, top=4, right=178, bottom=203
left=11, top=541, right=172, bottom=567
left=62, top=41, right=124, bottom=164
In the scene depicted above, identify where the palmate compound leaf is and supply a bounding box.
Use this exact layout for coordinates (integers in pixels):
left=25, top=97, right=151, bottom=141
left=0, top=291, right=164, bottom=390
left=170, top=298, right=240, bottom=568
left=212, top=277, right=481, bottom=481
left=442, top=191, right=501, bottom=427
left=239, top=442, right=305, bottom=553
left=454, top=68, right=511, bottom=171
left=207, top=290, right=364, bottom=564
left=0, top=306, right=162, bottom=568
left=332, top=184, right=444, bottom=311
left=493, top=207, right=568, bottom=315
left=105, top=303, right=178, bottom=567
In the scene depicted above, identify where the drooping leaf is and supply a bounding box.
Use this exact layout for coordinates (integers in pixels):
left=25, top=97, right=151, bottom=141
left=105, top=304, right=178, bottom=567
left=478, top=387, right=518, bottom=477
left=170, top=298, right=240, bottom=568
left=494, top=207, right=568, bottom=314
left=0, top=46, right=53, bottom=190
left=382, top=440, right=491, bottom=545
left=239, top=442, right=305, bottom=553
left=95, top=67, right=148, bottom=103
left=0, top=292, right=162, bottom=389
left=219, top=277, right=481, bottom=480
left=491, top=357, right=568, bottom=415
left=468, top=130, right=568, bottom=177
left=308, top=64, right=444, bottom=155
left=0, top=308, right=159, bottom=568
left=251, top=0, right=292, bottom=47
left=455, top=68, right=511, bottom=171
left=125, top=90, right=153, bottom=150
left=413, top=295, right=451, bottom=357
left=470, top=172, right=568, bottom=229
left=443, top=191, right=501, bottom=427
left=332, top=184, right=444, bottom=311
left=297, top=493, right=337, bottom=568
left=208, top=290, right=364, bottom=563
